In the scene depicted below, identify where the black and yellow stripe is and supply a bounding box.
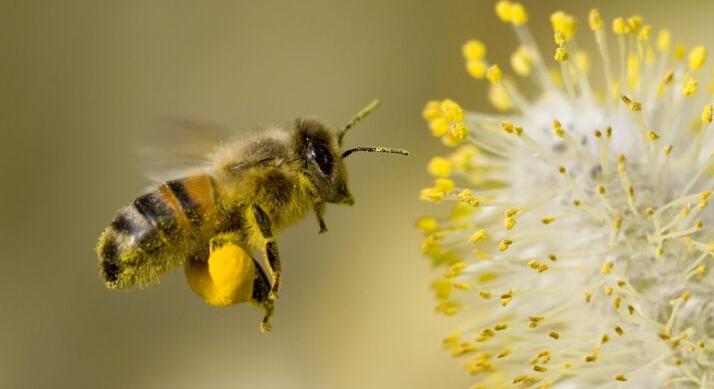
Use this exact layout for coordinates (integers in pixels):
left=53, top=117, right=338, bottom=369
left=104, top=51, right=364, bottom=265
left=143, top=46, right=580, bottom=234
left=97, top=174, right=221, bottom=288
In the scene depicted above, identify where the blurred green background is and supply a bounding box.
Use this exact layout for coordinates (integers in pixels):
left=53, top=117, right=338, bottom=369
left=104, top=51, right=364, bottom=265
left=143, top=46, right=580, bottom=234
left=1, top=1, right=712, bottom=388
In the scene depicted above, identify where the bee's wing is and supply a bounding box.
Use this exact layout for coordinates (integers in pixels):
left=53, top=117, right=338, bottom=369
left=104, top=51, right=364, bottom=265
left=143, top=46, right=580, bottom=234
left=136, top=118, right=233, bottom=182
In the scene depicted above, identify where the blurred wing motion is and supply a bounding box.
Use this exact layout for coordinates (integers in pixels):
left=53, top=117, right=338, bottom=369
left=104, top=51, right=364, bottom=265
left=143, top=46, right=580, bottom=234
left=136, top=117, right=233, bottom=182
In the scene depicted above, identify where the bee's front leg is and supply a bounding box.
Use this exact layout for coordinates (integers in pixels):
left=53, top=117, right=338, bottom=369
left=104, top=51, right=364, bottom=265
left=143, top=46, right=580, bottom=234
left=314, top=202, right=328, bottom=234
left=251, top=204, right=281, bottom=301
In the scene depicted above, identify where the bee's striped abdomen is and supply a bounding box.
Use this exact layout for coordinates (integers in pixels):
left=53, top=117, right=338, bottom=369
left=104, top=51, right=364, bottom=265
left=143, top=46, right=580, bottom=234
left=97, top=174, right=219, bottom=288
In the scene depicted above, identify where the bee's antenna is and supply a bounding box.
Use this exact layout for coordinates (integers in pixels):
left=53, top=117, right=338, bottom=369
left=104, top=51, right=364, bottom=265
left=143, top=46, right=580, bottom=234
left=341, top=146, right=409, bottom=159
left=338, top=99, right=381, bottom=146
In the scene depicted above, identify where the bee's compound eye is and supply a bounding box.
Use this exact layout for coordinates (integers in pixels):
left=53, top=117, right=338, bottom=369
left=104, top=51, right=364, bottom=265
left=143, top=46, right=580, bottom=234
left=311, top=142, right=334, bottom=176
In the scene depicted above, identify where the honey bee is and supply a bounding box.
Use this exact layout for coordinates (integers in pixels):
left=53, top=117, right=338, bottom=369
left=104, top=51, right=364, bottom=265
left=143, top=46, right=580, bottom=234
left=96, top=100, right=407, bottom=332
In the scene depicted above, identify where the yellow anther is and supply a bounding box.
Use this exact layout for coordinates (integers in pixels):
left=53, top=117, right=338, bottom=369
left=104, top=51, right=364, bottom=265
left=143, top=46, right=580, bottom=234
left=696, top=220, right=704, bottom=229
left=501, top=121, right=514, bottom=133
left=613, top=296, right=621, bottom=310
left=647, top=131, right=660, bottom=141
left=509, top=3, right=528, bottom=25
left=585, top=291, right=592, bottom=303
left=612, top=17, right=627, bottom=35
left=597, top=184, right=606, bottom=195
left=585, top=354, right=597, bottom=363
left=420, top=187, right=444, bottom=203
left=621, top=95, right=642, bottom=111
left=427, top=157, right=452, bottom=177
left=510, top=46, right=532, bottom=76
left=627, top=305, right=635, bottom=315
left=605, top=286, right=613, bottom=296
left=450, top=122, right=469, bottom=142
left=552, top=119, right=565, bottom=137
left=497, top=348, right=511, bottom=358
left=681, top=290, right=690, bottom=301
left=422, top=100, right=442, bottom=121
left=601, top=261, right=613, bottom=275
left=466, top=60, right=487, bottom=79
left=436, top=301, right=461, bottom=316
left=614, top=326, right=624, bottom=335
left=696, top=265, right=706, bottom=275
left=458, top=190, right=480, bottom=207
left=504, top=216, right=516, bottom=230
left=488, top=83, right=513, bottom=112
left=478, top=290, right=492, bottom=299
left=494, top=1, right=513, bottom=23
left=664, top=144, right=673, bottom=156
left=548, top=331, right=560, bottom=340
left=486, top=64, right=503, bottom=84
left=528, top=316, right=544, bottom=328
left=639, top=25, right=652, bottom=41
left=572, top=199, right=581, bottom=207
left=558, top=166, right=567, bottom=174
left=442, top=332, right=460, bottom=349
left=462, top=40, right=486, bottom=61
left=688, top=46, right=707, bottom=70
left=501, top=296, right=512, bottom=307
left=416, top=217, right=438, bottom=234
left=657, top=29, right=671, bottom=54
left=477, top=328, right=495, bottom=340
left=541, top=217, right=555, bottom=224
left=450, top=340, right=475, bottom=356
left=470, top=229, right=488, bottom=244
left=605, top=126, right=612, bottom=138
left=674, top=43, right=687, bottom=61
left=646, top=207, right=655, bottom=216
left=448, top=261, right=466, bottom=276
left=527, top=260, right=548, bottom=273
left=682, top=76, right=698, bottom=96
left=494, top=323, right=508, bottom=331
left=533, top=365, right=547, bottom=373
left=505, top=207, right=518, bottom=217
left=429, top=117, right=449, bottom=137
left=626, top=15, right=643, bottom=32
left=617, top=280, right=626, bottom=287
left=499, top=239, right=513, bottom=251
left=434, top=178, right=455, bottom=194
left=614, top=216, right=623, bottom=230
left=615, top=374, right=627, bottom=382
left=588, top=9, right=603, bottom=31
left=548, top=254, right=557, bottom=262
left=554, top=46, right=569, bottom=62
left=601, top=335, right=609, bottom=344
left=440, top=99, right=464, bottom=122
left=702, top=104, right=713, bottom=124
left=575, top=50, right=590, bottom=74
left=550, top=11, right=576, bottom=40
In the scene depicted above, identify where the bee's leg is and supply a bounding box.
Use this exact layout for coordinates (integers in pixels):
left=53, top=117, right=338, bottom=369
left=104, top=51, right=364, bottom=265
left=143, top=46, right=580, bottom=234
left=249, top=257, right=274, bottom=333
left=314, top=202, right=328, bottom=234
left=251, top=204, right=281, bottom=301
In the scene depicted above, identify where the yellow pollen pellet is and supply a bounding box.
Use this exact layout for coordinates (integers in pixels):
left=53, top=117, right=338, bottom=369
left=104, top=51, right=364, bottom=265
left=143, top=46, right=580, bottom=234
left=494, top=323, right=508, bottom=331
left=554, top=46, right=569, bottom=62
left=486, top=64, right=503, bottom=84
left=614, top=326, right=624, bottom=335
left=541, top=217, right=555, bottom=224
left=647, top=131, right=660, bottom=141
left=462, top=40, right=486, bottom=61
left=585, top=291, right=592, bottom=303
left=470, top=229, right=488, bottom=244
left=588, top=8, right=603, bottom=31
left=615, top=374, right=627, bottom=382
left=601, top=261, right=613, bottom=275
left=440, top=99, right=464, bottom=122
left=682, top=76, right=698, bottom=96
left=612, top=17, right=627, bottom=35
left=548, top=331, right=560, bottom=340
left=499, top=239, right=513, bottom=252
left=478, top=290, right=491, bottom=299
left=688, top=46, right=707, bottom=70
left=702, top=104, right=713, bottom=124
left=427, top=157, right=452, bottom=177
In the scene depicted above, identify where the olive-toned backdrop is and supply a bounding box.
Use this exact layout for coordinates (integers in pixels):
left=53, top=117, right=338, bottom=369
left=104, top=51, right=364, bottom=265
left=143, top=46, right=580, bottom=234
left=1, top=1, right=710, bottom=388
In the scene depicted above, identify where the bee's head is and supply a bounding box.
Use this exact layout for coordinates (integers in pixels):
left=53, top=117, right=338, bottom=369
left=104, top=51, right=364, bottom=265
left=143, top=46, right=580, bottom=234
left=292, top=99, right=408, bottom=205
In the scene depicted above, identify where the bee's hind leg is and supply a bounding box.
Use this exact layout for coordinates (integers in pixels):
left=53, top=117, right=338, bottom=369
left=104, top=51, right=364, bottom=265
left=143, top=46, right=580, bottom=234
left=314, top=202, right=328, bottom=234
left=249, top=258, right=275, bottom=333
left=251, top=204, right=281, bottom=301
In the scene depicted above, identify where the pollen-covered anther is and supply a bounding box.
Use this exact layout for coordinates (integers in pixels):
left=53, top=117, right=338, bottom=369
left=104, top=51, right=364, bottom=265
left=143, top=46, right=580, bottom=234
left=554, top=46, right=569, bottom=62
left=528, top=316, right=544, bottom=328
left=527, top=260, right=549, bottom=273
left=504, top=216, right=516, bottom=230
left=498, top=239, right=513, bottom=252
left=615, top=374, right=627, bottom=382
left=621, top=95, right=642, bottom=111
left=682, top=76, right=698, bottom=96
left=688, top=46, right=708, bottom=70
left=478, top=290, right=491, bottom=299
left=458, top=189, right=481, bottom=207
left=548, top=331, right=560, bottom=340
left=702, top=104, right=713, bottom=124
left=541, top=216, right=555, bottom=224
left=614, top=326, right=624, bottom=336
left=486, top=65, right=503, bottom=84
left=496, top=348, right=511, bottom=358
left=601, top=261, right=614, bottom=275
left=647, top=131, right=660, bottom=141
left=469, top=229, right=488, bottom=245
